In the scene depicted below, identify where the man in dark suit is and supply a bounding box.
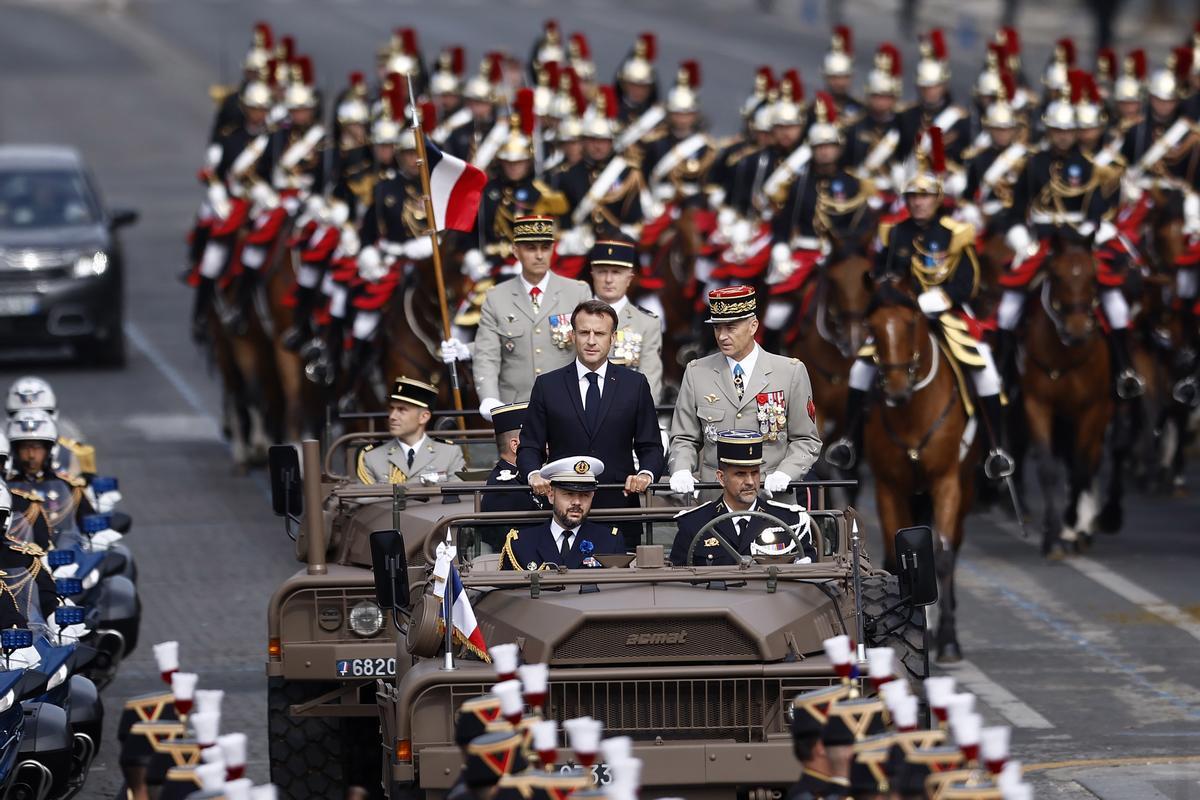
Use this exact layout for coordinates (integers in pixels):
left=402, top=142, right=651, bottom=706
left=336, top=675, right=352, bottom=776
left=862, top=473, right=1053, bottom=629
left=500, top=456, right=627, bottom=570
left=517, top=299, right=665, bottom=549
left=478, top=402, right=542, bottom=550
left=669, top=430, right=817, bottom=566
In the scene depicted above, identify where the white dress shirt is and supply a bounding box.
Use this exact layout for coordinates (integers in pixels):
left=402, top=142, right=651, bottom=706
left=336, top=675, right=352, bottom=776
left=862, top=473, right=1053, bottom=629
left=397, top=434, right=426, bottom=466
left=605, top=295, right=630, bottom=316
left=550, top=519, right=580, bottom=555
left=729, top=499, right=758, bottom=539
left=725, top=344, right=761, bottom=386
left=520, top=272, right=551, bottom=303
left=576, top=358, right=608, bottom=408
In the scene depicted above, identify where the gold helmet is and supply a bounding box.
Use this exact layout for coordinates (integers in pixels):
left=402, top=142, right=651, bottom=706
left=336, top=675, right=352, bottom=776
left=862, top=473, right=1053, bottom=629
left=243, top=21, right=273, bottom=74
left=742, top=66, right=775, bottom=120
left=580, top=85, right=618, bottom=139
left=382, top=27, right=420, bottom=77
left=1113, top=49, right=1147, bottom=103
left=905, top=127, right=944, bottom=196
left=772, top=69, right=805, bottom=127
left=240, top=80, right=273, bottom=111
left=429, top=46, right=465, bottom=96
left=665, top=61, right=701, bottom=114
left=619, top=32, right=657, bottom=85
left=337, top=72, right=371, bottom=125
left=1042, top=38, right=1075, bottom=94
left=568, top=33, right=595, bottom=83
left=1041, top=86, right=1077, bottom=131
left=1147, top=46, right=1192, bottom=101
left=372, top=80, right=407, bottom=146
left=806, top=92, right=841, bottom=147
left=974, top=44, right=1007, bottom=99
left=533, top=62, right=560, bottom=118
left=823, top=25, right=854, bottom=78
left=915, top=29, right=949, bottom=88
left=533, top=19, right=566, bottom=68
left=463, top=52, right=503, bottom=103
left=1073, top=71, right=1106, bottom=129
left=866, top=44, right=902, bottom=97
left=284, top=56, right=318, bottom=110
left=498, top=89, right=536, bottom=163
left=551, top=66, right=585, bottom=121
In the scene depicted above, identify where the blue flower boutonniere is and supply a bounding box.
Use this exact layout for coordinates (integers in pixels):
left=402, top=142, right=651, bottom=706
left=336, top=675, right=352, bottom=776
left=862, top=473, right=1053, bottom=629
left=579, top=539, right=594, bottom=556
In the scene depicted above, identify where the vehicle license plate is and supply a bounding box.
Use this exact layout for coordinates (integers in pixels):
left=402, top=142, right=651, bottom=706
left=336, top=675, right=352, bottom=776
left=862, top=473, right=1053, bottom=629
left=560, top=762, right=612, bottom=785
left=335, top=657, right=396, bottom=678
left=0, top=295, right=37, bottom=316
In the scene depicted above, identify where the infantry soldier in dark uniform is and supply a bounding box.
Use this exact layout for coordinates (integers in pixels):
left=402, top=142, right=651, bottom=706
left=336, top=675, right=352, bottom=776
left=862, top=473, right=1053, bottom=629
left=827, top=166, right=1015, bottom=479
left=669, top=430, right=816, bottom=567
left=479, top=402, right=541, bottom=549
left=356, top=378, right=465, bottom=485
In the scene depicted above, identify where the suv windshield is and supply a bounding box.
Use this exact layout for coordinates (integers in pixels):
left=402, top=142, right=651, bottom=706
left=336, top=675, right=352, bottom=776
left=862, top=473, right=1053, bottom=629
left=0, top=167, right=99, bottom=229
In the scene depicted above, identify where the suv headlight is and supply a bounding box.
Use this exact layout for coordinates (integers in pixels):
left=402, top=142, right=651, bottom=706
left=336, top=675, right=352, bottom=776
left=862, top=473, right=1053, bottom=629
left=0, top=690, right=13, bottom=713
left=348, top=601, right=383, bottom=637
left=73, top=251, right=108, bottom=278
left=46, top=664, right=69, bottom=691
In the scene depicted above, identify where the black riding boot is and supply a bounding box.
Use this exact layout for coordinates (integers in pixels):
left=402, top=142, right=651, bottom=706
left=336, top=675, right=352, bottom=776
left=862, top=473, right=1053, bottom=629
left=182, top=223, right=210, bottom=283
left=282, top=286, right=317, bottom=351
left=994, top=328, right=1018, bottom=385
left=342, top=337, right=373, bottom=385
left=1109, top=328, right=1145, bottom=399
left=979, top=393, right=1015, bottom=479
left=191, top=277, right=215, bottom=343
left=826, top=387, right=867, bottom=470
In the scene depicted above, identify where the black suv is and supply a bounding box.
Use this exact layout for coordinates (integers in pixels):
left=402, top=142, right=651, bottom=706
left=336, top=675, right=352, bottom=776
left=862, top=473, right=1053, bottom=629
left=0, top=145, right=137, bottom=365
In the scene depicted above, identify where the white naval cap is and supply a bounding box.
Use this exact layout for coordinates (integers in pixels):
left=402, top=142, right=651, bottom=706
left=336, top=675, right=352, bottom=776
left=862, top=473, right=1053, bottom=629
left=541, top=456, right=605, bottom=489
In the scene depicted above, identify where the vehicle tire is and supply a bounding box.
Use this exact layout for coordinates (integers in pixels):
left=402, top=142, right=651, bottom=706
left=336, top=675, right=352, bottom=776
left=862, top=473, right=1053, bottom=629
left=861, top=574, right=930, bottom=683
left=267, top=678, right=346, bottom=798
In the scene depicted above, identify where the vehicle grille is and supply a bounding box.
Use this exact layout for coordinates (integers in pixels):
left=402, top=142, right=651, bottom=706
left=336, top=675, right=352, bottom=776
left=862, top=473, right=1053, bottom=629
left=0, top=248, right=72, bottom=282
left=418, top=676, right=835, bottom=747
left=279, top=586, right=396, bottom=644
left=552, top=616, right=759, bottom=663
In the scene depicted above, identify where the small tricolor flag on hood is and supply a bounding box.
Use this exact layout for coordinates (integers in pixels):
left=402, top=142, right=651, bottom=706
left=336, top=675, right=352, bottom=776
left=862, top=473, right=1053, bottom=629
left=433, top=542, right=489, bottom=660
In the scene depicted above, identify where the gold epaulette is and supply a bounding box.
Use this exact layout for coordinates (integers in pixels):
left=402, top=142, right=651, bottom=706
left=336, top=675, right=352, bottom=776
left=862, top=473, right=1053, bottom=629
left=939, top=217, right=976, bottom=252
left=9, top=488, right=43, bottom=503
left=208, top=84, right=234, bottom=106
left=57, top=472, right=87, bottom=488
left=499, top=528, right=521, bottom=570
left=59, top=437, right=97, bottom=474
left=877, top=221, right=895, bottom=247
left=531, top=181, right=569, bottom=216
left=356, top=446, right=375, bottom=484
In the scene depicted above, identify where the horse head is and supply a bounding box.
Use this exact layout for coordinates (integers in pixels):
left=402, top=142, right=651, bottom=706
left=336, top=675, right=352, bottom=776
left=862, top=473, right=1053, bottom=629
left=1044, top=238, right=1100, bottom=347
left=1148, top=185, right=1187, bottom=269
left=822, top=234, right=873, bottom=358
left=866, top=278, right=930, bottom=406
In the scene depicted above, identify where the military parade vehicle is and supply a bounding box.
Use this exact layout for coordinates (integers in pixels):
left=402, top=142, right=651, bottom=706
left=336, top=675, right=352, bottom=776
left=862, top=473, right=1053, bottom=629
left=264, top=435, right=936, bottom=799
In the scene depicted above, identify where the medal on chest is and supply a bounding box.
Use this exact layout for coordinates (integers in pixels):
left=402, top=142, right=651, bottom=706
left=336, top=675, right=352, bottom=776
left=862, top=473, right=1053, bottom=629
left=547, top=314, right=573, bottom=349
left=611, top=329, right=643, bottom=366
left=756, top=390, right=787, bottom=441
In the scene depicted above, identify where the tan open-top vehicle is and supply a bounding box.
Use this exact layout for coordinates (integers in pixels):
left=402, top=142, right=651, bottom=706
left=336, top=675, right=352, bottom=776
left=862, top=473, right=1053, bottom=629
left=264, top=433, right=937, bottom=799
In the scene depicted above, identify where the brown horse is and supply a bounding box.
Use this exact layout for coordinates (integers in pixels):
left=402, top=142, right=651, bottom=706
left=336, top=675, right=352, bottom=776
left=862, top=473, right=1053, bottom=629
left=637, top=206, right=703, bottom=395
left=788, top=236, right=874, bottom=495
left=863, top=281, right=976, bottom=662
left=975, top=228, right=1013, bottom=323
left=1019, top=241, right=1113, bottom=557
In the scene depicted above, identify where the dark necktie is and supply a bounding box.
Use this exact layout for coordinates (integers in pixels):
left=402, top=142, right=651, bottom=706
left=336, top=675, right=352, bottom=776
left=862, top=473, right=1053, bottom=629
left=559, top=531, right=573, bottom=562
left=733, top=517, right=744, bottom=543
left=733, top=363, right=745, bottom=400
left=584, top=372, right=601, bottom=430
left=406, top=448, right=415, bottom=469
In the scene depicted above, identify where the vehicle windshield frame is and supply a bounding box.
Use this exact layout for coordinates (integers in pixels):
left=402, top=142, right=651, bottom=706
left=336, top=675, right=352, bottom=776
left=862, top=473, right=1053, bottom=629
left=0, top=165, right=102, bottom=230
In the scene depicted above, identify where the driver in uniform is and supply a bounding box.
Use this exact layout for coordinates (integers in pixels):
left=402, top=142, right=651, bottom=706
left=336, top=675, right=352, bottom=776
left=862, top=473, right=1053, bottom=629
left=669, top=430, right=816, bottom=566
left=499, top=456, right=626, bottom=570
left=357, top=378, right=465, bottom=485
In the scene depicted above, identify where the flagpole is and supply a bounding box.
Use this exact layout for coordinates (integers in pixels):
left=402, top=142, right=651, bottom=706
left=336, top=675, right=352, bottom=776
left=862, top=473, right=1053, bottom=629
left=406, top=73, right=466, bottom=429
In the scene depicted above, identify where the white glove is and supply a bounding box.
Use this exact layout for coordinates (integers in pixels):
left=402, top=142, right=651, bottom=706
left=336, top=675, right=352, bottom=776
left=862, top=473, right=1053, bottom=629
left=402, top=236, right=435, bottom=261
left=669, top=469, right=696, bottom=495
left=463, top=249, right=490, bottom=282
left=96, top=490, right=123, bottom=513
left=558, top=227, right=585, bottom=255
left=1004, top=224, right=1032, bottom=256
left=439, top=338, right=470, bottom=364
left=707, top=186, right=727, bottom=208
left=943, top=171, right=967, bottom=199
left=336, top=226, right=360, bottom=258
left=764, top=471, right=792, bottom=495
left=770, top=242, right=792, bottom=269
left=357, top=246, right=387, bottom=282
left=479, top=397, right=503, bottom=421
left=249, top=181, right=279, bottom=211
left=957, top=203, right=983, bottom=230
left=917, top=288, right=951, bottom=317
left=91, top=528, right=123, bottom=548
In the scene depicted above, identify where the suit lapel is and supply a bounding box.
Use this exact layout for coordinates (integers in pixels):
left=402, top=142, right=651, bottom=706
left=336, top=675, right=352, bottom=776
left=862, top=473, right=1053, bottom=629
left=510, top=282, right=537, bottom=322
left=712, top=360, right=740, bottom=406
left=740, top=360, right=773, bottom=410
left=408, top=444, right=436, bottom=478
left=593, top=365, right=619, bottom=436
left=564, top=364, right=588, bottom=431
left=534, top=276, right=563, bottom=324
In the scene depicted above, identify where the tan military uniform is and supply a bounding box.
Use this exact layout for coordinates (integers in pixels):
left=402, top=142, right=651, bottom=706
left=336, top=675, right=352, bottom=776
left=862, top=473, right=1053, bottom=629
left=473, top=272, right=592, bottom=403
left=356, top=436, right=466, bottom=484
left=668, top=349, right=822, bottom=481
left=609, top=301, right=664, bottom=403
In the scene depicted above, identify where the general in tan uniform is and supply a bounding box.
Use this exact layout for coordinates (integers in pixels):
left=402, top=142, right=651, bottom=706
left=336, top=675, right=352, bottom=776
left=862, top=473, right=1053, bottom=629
left=471, top=216, right=592, bottom=416
left=587, top=236, right=664, bottom=403
left=357, top=378, right=465, bottom=484
left=668, top=286, right=821, bottom=493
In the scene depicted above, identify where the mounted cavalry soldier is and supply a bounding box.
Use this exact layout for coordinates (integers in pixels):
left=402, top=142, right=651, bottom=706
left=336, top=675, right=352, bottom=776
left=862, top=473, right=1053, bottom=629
left=820, top=25, right=863, bottom=120
left=897, top=30, right=972, bottom=171
left=827, top=149, right=1016, bottom=481
left=639, top=61, right=715, bottom=213
left=995, top=89, right=1145, bottom=399
left=669, top=430, right=817, bottom=567
left=960, top=87, right=1028, bottom=234
left=357, top=378, right=465, bottom=485
left=668, top=286, right=822, bottom=496
left=613, top=32, right=664, bottom=151
left=843, top=44, right=904, bottom=200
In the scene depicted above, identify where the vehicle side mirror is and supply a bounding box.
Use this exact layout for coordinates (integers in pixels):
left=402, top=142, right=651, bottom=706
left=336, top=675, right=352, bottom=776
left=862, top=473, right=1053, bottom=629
left=370, top=530, right=410, bottom=620
left=894, top=525, right=938, bottom=607
left=268, top=445, right=302, bottom=517
left=110, top=209, right=139, bottom=228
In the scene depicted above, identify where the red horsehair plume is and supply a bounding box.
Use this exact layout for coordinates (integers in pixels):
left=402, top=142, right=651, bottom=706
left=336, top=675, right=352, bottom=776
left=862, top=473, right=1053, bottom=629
left=1172, top=45, right=1194, bottom=81
left=252, top=21, right=273, bottom=51
left=995, top=26, right=1020, bottom=56
left=814, top=90, right=837, bottom=123
left=1056, top=37, right=1076, bottom=65
left=927, top=28, right=947, bottom=61
left=832, top=24, right=852, bottom=55
left=449, top=46, right=465, bottom=76
left=877, top=43, right=902, bottom=76
left=399, top=27, right=419, bottom=55
left=294, top=54, right=314, bottom=86
left=781, top=68, right=804, bottom=101
left=1126, top=48, right=1147, bottom=80
left=1000, top=71, right=1016, bottom=103
left=419, top=101, right=437, bottom=130
left=561, top=66, right=586, bottom=115
left=927, top=126, right=945, bottom=174
left=514, top=87, right=536, bottom=135
left=637, top=32, right=657, bottom=62
left=596, top=84, right=618, bottom=119
left=756, top=65, right=776, bottom=92
left=541, top=61, right=561, bottom=87
left=570, top=32, right=591, bottom=60
left=484, top=51, right=504, bottom=83
left=1096, top=47, right=1117, bottom=79
left=680, top=59, right=701, bottom=88
left=383, top=73, right=408, bottom=120
left=279, top=35, right=296, bottom=61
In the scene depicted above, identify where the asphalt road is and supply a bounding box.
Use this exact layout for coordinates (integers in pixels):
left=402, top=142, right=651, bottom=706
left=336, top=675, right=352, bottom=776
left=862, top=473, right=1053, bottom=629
left=0, top=0, right=1198, bottom=797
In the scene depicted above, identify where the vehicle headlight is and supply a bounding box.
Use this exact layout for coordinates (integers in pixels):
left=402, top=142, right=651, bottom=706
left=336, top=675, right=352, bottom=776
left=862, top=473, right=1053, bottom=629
left=0, top=690, right=13, bottom=713
left=348, top=601, right=383, bottom=637
left=73, top=251, right=108, bottom=278
left=46, top=664, right=69, bottom=691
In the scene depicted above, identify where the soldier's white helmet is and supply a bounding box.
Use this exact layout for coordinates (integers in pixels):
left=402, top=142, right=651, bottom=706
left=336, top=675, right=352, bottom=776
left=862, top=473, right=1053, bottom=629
left=823, top=25, right=854, bottom=78
left=337, top=96, right=371, bottom=126
left=7, top=409, right=58, bottom=445
left=6, top=376, right=56, bottom=418
left=284, top=83, right=319, bottom=111
left=983, top=101, right=1019, bottom=130
left=1147, top=67, right=1180, bottom=102
left=1042, top=97, right=1077, bottom=130
left=371, top=116, right=405, bottom=146
left=240, top=81, right=274, bottom=111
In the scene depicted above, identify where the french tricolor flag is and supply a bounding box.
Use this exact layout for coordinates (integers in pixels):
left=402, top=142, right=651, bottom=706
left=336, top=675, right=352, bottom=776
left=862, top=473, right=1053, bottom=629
left=433, top=544, right=489, bottom=660
left=425, top=138, right=486, bottom=233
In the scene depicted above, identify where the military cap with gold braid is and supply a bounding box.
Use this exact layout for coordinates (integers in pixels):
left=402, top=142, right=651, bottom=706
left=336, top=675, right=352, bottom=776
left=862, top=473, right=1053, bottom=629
left=588, top=238, right=637, bottom=269
left=464, top=729, right=529, bottom=788
left=389, top=377, right=438, bottom=409
left=716, top=429, right=765, bottom=466
left=512, top=215, right=556, bottom=243
left=705, top=285, right=757, bottom=323
left=491, top=402, right=529, bottom=434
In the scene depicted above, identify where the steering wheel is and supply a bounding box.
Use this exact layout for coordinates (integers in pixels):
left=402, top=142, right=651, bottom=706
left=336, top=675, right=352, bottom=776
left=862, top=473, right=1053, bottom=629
left=684, top=509, right=806, bottom=567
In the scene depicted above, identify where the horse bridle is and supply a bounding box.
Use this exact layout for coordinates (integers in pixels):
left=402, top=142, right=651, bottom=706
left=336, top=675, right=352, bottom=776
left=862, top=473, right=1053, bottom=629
left=871, top=312, right=939, bottom=397
left=1040, top=274, right=1099, bottom=347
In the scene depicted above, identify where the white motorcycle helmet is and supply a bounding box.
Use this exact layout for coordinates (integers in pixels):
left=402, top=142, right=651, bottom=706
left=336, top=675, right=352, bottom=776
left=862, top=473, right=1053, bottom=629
left=0, top=481, right=10, bottom=536
left=7, top=409, right=58, bottom=446
left=6, top=376, right=57, bottom=419
left=749, top=512, right=812, bottom=562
